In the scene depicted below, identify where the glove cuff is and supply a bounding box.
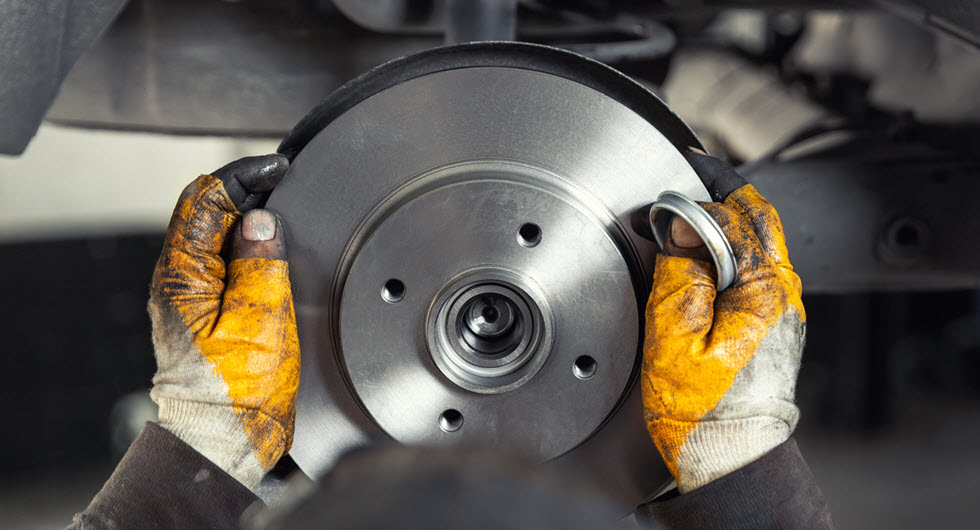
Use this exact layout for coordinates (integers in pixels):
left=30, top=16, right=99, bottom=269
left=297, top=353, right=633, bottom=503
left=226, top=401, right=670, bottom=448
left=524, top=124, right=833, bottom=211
left=156, top=398, right=268, bottom=491
left=672, top=415, right=793, bottom=494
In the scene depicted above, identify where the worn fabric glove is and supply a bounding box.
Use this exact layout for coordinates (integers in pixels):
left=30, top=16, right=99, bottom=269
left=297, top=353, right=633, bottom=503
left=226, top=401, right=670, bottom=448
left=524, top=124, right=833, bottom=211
left=642, top=151, right=805, bottom=494
left=148, top=154, right=300, bottom=491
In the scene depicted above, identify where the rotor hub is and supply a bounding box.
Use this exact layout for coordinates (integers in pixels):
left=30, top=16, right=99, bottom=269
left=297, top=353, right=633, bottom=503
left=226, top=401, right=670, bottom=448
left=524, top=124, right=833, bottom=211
left=339, top=169, right=636, bottom=456
left=437, top=281, right=541, bottom=385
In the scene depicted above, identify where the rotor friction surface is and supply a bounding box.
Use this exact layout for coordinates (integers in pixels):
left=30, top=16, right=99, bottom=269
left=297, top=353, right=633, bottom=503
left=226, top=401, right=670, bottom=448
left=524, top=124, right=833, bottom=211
left=266, top=45, right=709, bottom=506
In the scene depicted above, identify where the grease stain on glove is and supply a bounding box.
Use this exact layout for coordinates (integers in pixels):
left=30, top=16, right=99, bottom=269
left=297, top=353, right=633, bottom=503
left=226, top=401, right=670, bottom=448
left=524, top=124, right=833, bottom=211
left=642, top=183, right=805, bottom=493
left=149, top=162, right=299, bottom=491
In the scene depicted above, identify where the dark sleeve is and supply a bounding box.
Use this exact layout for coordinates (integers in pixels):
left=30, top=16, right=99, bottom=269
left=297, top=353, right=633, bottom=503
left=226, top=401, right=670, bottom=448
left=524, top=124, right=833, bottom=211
left=635, top=439, right=834, bottom=529
left=68, top=422, right=262, bottom=530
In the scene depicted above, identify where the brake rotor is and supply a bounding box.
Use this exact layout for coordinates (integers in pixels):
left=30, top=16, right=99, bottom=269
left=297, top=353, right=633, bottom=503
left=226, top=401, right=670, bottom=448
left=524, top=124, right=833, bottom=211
left=266, top=42, right=710, bottom=507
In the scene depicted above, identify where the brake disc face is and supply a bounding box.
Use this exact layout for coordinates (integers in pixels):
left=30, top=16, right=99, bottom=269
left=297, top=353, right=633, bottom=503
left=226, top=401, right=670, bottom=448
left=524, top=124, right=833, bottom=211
left=266, top=42, right=710, bottom=506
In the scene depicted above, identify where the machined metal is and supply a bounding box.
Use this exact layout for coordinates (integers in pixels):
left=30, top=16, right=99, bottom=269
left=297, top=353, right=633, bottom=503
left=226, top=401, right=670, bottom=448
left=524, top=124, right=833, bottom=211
left=649, top=191, right=738, bottom=291
left=428, top=270, right=551, bottom=392
left=265, top=42, right=710, bottom=508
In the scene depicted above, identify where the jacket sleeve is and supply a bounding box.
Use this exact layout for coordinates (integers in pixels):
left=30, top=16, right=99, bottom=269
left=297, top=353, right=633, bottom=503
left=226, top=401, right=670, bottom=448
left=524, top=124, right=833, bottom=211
left=635, top=439, right=834, bottom=529
left=68, top=422, right=262, bottom=530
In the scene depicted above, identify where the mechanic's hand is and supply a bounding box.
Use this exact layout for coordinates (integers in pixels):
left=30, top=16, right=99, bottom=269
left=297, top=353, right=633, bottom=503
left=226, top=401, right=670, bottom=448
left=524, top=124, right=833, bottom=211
left=642, top=150, right=805, bottom=493
left=148, top=154, right=300, bottom=491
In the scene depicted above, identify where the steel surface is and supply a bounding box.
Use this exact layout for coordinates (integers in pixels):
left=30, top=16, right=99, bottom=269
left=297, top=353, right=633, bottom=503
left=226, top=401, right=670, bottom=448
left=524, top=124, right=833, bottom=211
left=265, top=43, right=710, bottom=507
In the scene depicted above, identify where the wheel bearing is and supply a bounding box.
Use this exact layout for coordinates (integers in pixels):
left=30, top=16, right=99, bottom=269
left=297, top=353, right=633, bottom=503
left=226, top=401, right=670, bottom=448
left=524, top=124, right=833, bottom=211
left=429, top=270, right=553, bottom=393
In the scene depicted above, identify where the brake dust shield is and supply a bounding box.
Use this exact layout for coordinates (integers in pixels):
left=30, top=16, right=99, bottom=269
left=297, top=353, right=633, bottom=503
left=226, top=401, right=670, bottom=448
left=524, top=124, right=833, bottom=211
left=266, top=42, right=709, bottom=507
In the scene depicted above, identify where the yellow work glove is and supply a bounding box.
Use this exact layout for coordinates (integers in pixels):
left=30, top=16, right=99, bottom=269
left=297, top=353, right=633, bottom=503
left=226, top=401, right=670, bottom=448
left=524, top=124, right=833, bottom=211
left=148, top=154, right=300, bottom=491
left=642, top=151, right=805, bottom=493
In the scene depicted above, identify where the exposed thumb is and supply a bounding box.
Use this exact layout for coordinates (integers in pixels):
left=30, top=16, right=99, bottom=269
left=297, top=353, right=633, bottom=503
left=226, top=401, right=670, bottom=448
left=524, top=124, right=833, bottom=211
left=216, top=206, right=298, bottom=465
left=232, top=209, right=285, bottom=261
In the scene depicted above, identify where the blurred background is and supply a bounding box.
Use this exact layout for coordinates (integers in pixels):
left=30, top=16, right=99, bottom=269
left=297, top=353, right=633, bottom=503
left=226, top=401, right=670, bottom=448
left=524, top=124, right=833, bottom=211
left=2, top=1, right=980, bottom=528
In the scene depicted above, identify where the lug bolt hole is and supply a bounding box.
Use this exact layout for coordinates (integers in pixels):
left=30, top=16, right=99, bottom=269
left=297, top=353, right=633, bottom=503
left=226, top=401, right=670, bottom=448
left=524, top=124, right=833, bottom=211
left=439, top=409, right=464, bottom=432
left=517, top=223, right=542, bottom=247
left=381, top=278, right=406, bottom=303
left=573, top=355, right=597, bottom=379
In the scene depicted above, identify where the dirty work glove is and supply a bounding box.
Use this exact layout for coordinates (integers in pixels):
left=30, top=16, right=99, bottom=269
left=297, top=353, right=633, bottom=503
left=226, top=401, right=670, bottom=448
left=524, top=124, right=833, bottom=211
left=642, top=150, right=805, bottom=493
left=148, top=154, right=300, bottom=491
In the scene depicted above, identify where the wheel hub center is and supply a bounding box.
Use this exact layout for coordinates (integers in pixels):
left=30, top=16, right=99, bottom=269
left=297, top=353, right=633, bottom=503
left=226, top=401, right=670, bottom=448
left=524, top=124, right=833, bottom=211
left=464, top=294, right=514, bottom=339
left=433, top=278, right=548, bottom=391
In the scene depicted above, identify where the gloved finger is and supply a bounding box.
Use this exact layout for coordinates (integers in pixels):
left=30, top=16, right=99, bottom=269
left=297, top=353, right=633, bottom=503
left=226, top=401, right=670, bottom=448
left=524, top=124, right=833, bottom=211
left=701, top=201, right=801, bottom=343
left=151, top=155, right=289, bottom=331
left=211, top=209, right=299, bottom=466
left=645, top=253, right=717, bottom=354
left=642, top=254, right=717, bottom=424
left=723, top=184, right=793, bottom=270
left=150, top=174, right=240, bottom=335
left=683, top=149, right=747, bottom=203
left=701, top=201, right=769, bottom=281
left=214, top=154, right=290, bottom=212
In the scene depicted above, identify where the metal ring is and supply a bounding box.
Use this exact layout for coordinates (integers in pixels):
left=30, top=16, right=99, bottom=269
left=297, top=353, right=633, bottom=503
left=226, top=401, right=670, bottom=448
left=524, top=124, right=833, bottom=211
left=649, top=191, right=738, bottom=291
